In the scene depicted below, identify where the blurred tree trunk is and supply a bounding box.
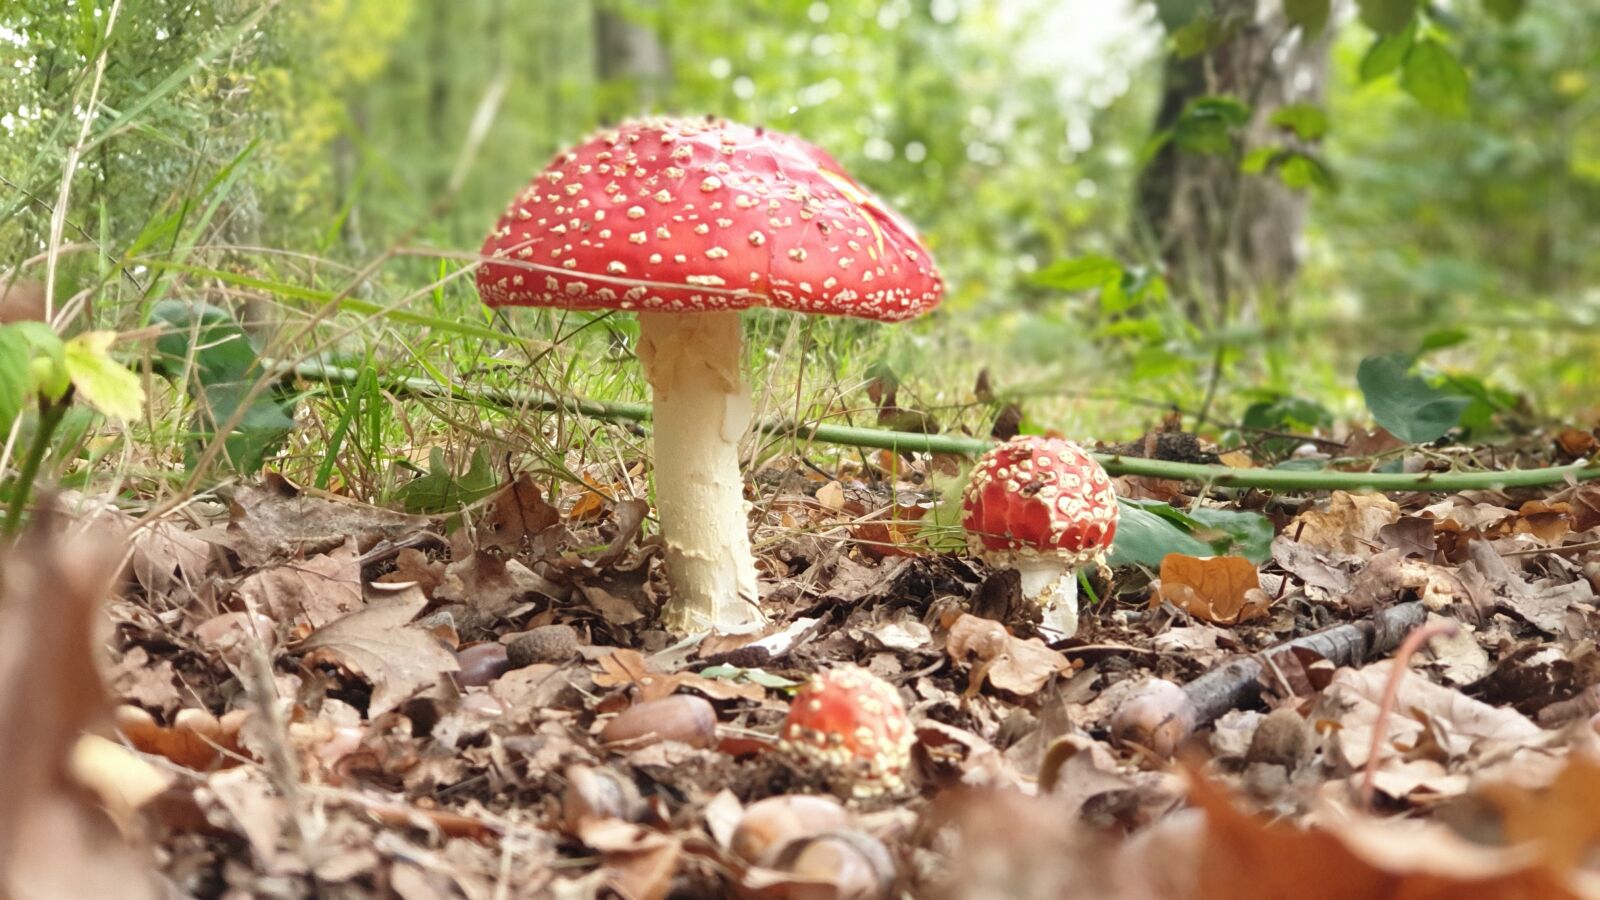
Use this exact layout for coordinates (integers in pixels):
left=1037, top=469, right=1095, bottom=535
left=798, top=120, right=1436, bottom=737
left=594, top=1, right=671, bottom=118
left=1135, top=0, right=1330, bottom=323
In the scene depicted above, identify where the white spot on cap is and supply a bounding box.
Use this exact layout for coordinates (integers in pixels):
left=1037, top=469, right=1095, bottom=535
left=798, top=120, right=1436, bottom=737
left=701, top=176, right=723, bottom=192
left=627, top=206, right=646, bottom=219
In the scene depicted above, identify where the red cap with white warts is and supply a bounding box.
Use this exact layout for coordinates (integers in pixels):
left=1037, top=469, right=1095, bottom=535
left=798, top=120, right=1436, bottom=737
left=780, top=665, right=914, bottom=797
left=962, top=436, right=1119, bottom=567
left=476, top=117, right=943, bottom=320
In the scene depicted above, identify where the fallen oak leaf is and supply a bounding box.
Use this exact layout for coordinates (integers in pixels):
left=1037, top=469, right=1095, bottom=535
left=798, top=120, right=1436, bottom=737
left=946, top=613, right=1072, bottom=697
left=296, top=586, right=458, bottom=718
left=234, top=537, right=362, bottom=629
left=1155, top=554, right=1271, bottom=624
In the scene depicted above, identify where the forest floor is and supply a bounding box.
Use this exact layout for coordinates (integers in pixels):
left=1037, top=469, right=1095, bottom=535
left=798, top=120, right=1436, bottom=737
left=9, top=423, right=1600, bottom=899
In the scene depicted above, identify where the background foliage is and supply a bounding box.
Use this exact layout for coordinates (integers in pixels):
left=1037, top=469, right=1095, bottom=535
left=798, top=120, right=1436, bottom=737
left=1, top=0, right=1598, bottom=503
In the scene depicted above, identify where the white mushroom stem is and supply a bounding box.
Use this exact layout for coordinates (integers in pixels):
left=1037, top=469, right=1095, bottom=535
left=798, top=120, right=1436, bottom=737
left=1011, top=556, right=1080, bottom=639
left=637, top=311, right=763, bottom=633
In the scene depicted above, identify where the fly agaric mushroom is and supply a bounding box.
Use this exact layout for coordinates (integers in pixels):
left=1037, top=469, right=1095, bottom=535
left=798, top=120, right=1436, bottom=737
left=961, top=436, right=1118, bottom=638
left=780, top=665, right=913, bottom=797
left=478, top=118, right=942, bottom=633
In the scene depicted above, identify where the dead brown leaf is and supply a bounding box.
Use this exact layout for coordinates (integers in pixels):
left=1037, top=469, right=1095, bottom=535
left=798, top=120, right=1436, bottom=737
left=593, top=649, right=765, bottom=702
left=235, top=537, right=363, bottom=628
left=946, top=613, right=1072, bottom=697
left=1289, top=491, right=1401, bottom=555
left=1156, top=554, right=1271, bottom=624
left=433, top=549, right=562, bottom=613
left=479, top=473, right=561, bottom=551
left=211, top=474, right=427, bottom=566
left=297, top=587, right=459, bottom=718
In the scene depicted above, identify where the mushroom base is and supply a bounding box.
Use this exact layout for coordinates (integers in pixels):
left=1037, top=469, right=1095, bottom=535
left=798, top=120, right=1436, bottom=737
left=637, top=311, right=764, bottom=633
left=1011, top=556, right=1080, bottom=639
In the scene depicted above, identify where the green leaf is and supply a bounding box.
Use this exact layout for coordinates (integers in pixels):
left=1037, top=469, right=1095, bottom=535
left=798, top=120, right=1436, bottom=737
left=1183, top=507, right=1275, bottom=563
left=1170, top=17, right=1222, bottom=59
left=698, top=665, right=802, bottom=689
left=0, top=327, right=34, bottom=431
left=1482, top=0, right=1525, bottom=23
left=1108, top=500, right=1214, bottom=568
left=1355, top=0, right=1419, bottom=34
left=1270, top=104, right=1329, bottom=140
left=1284, top=0, right=1331, bottom=34
left=63, top=331, right=145, bottom=421
left=1401, top=38, right=1470, bottom=117
left=1418, top=328, right=1471, bottom=354
left=1277, top=151, right=1338, bottom=192
left=151, top=301, right=297, bottom=472
left=1241, top=146, right=1282, bottom=174
left=394, top=447, right=500, bottom=513
left=11, top=322, right=68, bottom=401
left=1174, top=96, right=1252, bottom=156
left=1356, top=353, right=1471, bottom=443
left=1032, top=255, right=1123, bottom=292
left=1359, top=24, right=1416, bottom=82
left=152, top=300, right=261, bottom=384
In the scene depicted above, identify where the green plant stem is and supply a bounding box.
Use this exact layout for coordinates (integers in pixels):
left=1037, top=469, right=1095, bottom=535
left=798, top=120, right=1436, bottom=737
left=5, top=393, right=72, bottom=537
left=286, top=360, right=1600, bottom=494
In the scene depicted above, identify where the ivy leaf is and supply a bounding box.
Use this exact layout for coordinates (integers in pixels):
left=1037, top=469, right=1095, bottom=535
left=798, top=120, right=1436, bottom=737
left=63, top=331, right=145, bottom=421
left=1401, top=38, right=1470, bottom=117
left=1032, top=255, right=1123, bottom=292
left=1284, top=0, right=1331, bottom=35
left=1357, top=353, right=1471, bottom=444
left=1270, top=103, right=1329, bottom=140
left=1355, top=0, right=1419, bottom=34
left=1359, top=23, right=1416, bottom=82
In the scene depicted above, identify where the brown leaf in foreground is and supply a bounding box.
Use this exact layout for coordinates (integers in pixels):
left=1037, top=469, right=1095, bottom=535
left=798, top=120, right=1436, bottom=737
left=946, top=613, right=1071, bottom=697
left=0, top=520, right=162, bottom=899
left=1156, top=554, right=1271, bottom=624
left=297, top=587, right=459, bottom=718
left=1182, top=772, right=1582, bottom=900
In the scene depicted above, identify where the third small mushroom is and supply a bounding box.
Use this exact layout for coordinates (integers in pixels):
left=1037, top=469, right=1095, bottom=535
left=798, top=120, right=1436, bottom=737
left=478, top=117, right=943, bottom=634
left=962, top=436, right=1120, bottom=638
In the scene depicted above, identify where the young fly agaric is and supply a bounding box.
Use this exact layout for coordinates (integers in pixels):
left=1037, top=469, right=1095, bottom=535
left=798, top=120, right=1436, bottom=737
left=780, top=665, right=914, bottom=797
left=961, top=436, right=1119, bottom=638
left=478, top=118, right=942, bottom=633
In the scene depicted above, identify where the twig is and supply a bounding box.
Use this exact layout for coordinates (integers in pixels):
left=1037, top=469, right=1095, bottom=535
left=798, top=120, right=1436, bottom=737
left=1181, top=601, right=1428, bottom=727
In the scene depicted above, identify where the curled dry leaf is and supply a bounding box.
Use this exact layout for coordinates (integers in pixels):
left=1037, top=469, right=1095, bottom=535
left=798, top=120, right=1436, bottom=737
left=1289, top=491, right=1400, bottom=555
left=1155, top=554, right=1271, bottom=624
left=296, top=586, right=459, bottom=718
left=1317, top=659, right=1541, bottom=776
left=945, top=613, right=1072, bottom=697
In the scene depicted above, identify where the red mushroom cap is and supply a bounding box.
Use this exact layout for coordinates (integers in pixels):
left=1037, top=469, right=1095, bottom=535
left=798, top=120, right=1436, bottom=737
left=961, top=436, right=1119, bottom=567
left=477, top=117, right=942, bottom=321
left=780, top=665, right=913, bottom=797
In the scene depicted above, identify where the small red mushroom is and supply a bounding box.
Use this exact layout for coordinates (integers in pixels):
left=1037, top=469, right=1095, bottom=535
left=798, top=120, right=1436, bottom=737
left=780, top=665, right=913, bottom=797
left=961, top=436, right=1119, bottom=638
left=478, top=118, right=943, bottom=634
